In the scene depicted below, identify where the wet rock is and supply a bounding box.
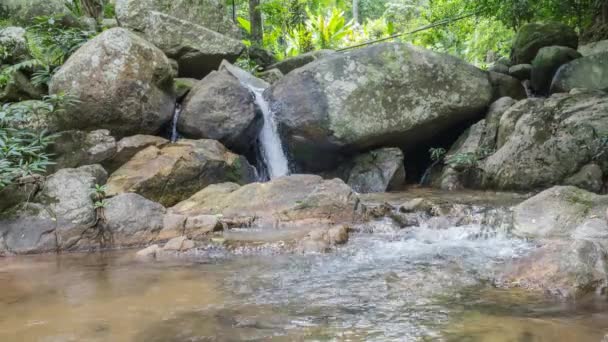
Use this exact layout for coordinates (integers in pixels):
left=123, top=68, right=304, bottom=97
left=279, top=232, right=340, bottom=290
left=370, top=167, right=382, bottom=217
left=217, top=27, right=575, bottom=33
left=0, top=26, right=29, bottom=63
left=48, top=130, right=117, bottom=173
left=399, top=198, right=437, bottom=214
left=564, top=164, right=604, bottom=193
left=480, top=91, right=608, bottom=191
left=488, top=71, right=527, bottom=101
left=157, top=213, right=187, bottom=241
left=508, top=64, right=532, bottom=81
left=531, top=46, right=581, bottom=95
left=578, top=39, right=608, bottom=56
left=0, top=203, right=58, bottom=255
left=512, top=186, right=608, bottom=239
left=136, top=244, right=160, bottom=260
left=0, top=70, right=43, bottom=102
left=550, top=52, right=608, bottom=94
left=174, top=78, right=198, bottom=100
left=266, top=49, right=334, bottom=75
left=106, top=139, right=256, bottom=207
left=257, top=68, right=283, bottom=85
left=105, top=135, right=169, bottom=173
left=171, top=175, right=360, bottom=228
left=342, top=147, right=406, bottom=193
left=268, top=43, right=492, bottom=172
left=184, top=215, right=222, bottom=239
left=178, top=70, right=261, bottom=155
left=49, top=28, right=174, bottom=137
left=296, top=225, right=350, bottom=253
left=511, top=22, right=578, bottom=65
left=102, top=193, right=166, bottom=247
left=501, top=239, right=607, bottom=298
left=163, top=236, right=195, bottom=251
left=115, top=0, right=240, bottom=38
left=136, top=11, right=244, bottom=79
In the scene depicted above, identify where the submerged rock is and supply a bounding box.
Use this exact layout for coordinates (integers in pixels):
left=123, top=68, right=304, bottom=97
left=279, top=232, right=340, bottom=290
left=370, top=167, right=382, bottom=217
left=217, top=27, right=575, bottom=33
left=268, top=43, right=492, bottom=172
left=511, top=22, right=578, bottom=65
left=550, top=52, right=608, bottom=94
left=106, top=139, right=256, bottom=207
left=178, top=70, right=261, bottom=155
left=49, top=28, right=174, bottom=137
left=171, top=175, right=360, bottom=228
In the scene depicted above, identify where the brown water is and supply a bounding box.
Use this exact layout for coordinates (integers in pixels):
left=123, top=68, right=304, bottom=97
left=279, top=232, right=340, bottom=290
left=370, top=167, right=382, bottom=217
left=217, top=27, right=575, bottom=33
left=1, top=224, right=608, bottom=341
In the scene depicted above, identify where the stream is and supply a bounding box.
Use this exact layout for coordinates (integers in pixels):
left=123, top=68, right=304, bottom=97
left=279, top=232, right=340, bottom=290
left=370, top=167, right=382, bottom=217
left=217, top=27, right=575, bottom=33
left=1, top=220, right=608, bottom=341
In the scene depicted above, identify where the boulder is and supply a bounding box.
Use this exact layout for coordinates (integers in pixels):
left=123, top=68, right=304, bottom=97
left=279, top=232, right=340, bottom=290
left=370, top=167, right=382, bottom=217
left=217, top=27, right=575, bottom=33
left=296, top=225, right=350, bottom=253
left=257, top=68, right=283, bottom=85
left=564, top=163, right=604, bottom=193
left=550, top=52, right=608, bottom=94
left=342, top=147, right=406, bottom=193
left=508, top=64, right=532, bottom=81
left=49, top=28, right=175, bottom=137
left=511, top=22, right=578, bottom=65
left=0, top=26, right=29, bottom=63
left=102, top=193, right=166, bottom=246
left=106, top=139, right=257, bottom=206
left=0, top=203, right=58, bottom=255
left=177, top=70, right=261, bottom=154
left=480, top=97, right=517, bottom=152
left=170, top=175, right=360, bottom=228
left=48, top=130, right=117, bottom=173
left=531, top=46, right=581, bottom=95
left=267, top=50, right=334, bottom=75
left=174, top=78, right=198, bottom=100
left=0, top=175, right=43, bottom=212
left=1, top=0, right=67, bottom=23
left=488, top=71, right=527, bottom=101
left=480, top=91, right=608, bottom=190
left=105, top=135, right=169, bottom=172
left=512, top=186, right=608, bottom=239
left=578, top=39, right=608, bottom=56
left=0, top=70, right=44, bottom=103
left=268, top=43, right=493, bottom=172
left=488, top=63, right=509, bottom=74
left=136, top=11, right=245, bottom=79
left=115, top=0, right=240, bottom=38
left=248, top=46, right=277, bottom=68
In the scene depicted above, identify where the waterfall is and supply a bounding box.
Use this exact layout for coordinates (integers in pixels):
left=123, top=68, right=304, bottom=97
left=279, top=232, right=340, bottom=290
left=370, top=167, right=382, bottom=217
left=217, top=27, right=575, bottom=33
left=170, top=103, right=182, bottom=143
left=249, top=86, right=290, bottom=180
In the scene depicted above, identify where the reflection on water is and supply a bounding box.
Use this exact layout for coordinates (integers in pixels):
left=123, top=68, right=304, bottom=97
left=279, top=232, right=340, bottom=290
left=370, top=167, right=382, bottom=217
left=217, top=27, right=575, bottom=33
left=0, top=225, right=607, bottom=341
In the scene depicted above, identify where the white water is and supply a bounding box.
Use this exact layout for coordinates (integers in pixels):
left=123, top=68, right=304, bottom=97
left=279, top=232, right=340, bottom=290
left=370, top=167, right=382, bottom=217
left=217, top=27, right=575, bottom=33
left=170, top=103, right=182, bottom=143
left=250, top=86, right=290, bottom=179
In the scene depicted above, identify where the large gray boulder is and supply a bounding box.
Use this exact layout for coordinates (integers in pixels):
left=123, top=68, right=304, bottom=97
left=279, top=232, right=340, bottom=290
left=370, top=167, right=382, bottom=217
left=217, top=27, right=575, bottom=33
left=488, top=71, right=527, bottom=101
left=115, top=0, right=239, bottom=38
left=268, top=43, right=493, bottom=172
left=170, top=175, right=361, bottom=228
left=480, top=91, right=608, bottom=191
left=49, top=28, right=175, bottom=137
left=550, top=52, right=608, bottom=94
left=106, top=139, right=257, bottom=206
left=177, top=70, right=261, bottom=154
left=578, top=39, right=608, bottom=56
left=136, top=11, right=244, bottom=79
left=103, top=193, right=167, bottom=246
left=104, top=135, right=169, bottom=172
left=0, top=26, right=29, bottom=63
left=511, top=22, right=578, bottom=65
left=531, top=46, right=581, bottom=95
left=342, top=147, right=406, bottom=193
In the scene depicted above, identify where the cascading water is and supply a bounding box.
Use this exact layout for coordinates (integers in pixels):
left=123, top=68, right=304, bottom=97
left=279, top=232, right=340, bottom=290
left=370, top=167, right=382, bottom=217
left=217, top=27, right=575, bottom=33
left=249, top=86, right=290, bottom=180
left=170, top=103, right=182, bottom=143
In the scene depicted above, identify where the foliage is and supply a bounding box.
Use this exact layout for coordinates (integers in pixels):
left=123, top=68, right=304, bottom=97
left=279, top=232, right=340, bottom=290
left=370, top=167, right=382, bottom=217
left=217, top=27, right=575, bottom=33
left=429, top=147, right=447, bottom=162
left=306, top=8, right=355, bottom=49
left=0, top=94, right=78, bottom=189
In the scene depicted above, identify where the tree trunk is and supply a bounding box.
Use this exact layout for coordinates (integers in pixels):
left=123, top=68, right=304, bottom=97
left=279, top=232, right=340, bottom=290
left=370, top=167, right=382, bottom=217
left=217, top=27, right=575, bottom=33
left=249, top=0, right=263, bottom=47
left=352, top=0, right=359, bottom=24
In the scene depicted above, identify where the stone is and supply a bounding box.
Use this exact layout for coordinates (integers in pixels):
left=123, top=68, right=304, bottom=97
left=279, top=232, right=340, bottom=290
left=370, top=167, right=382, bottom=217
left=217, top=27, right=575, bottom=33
left=266, top=50, right=334, bottom=75
left=177, top=71, right=261, bottom=155
left=480, top=97, right=517, bottom=152
left=0, top=70, right=44, bottom=102
left=48, top=130, right=117, bottom=173
left=163, top=236, right=188, bottom=251
left=157, top=213, right=187, bottom=241
left=578, top=39, right=608, bottom=56
left=488, top=71, right=527, bottom=101
left=564, top=163, right=604, bottom=193
left=1, top=0, right=68, bottom=23
left=174, top=78, right=198, bottom=100
left=115, top=0, right=240, bottom=38
left=248, top=46, right=277, bottom=68
left=296, top=225, right=350, bottom=254
left=0, top=175, right=43, bottom=212
left=184, top=215, right=222, bottom=239
left=488, top=63, right=509, bottom=74
left=550, top=52, right=608, bottom=94
left=257, top=68, right=283, bottom=85
left=0, top=26, right=29, bottom=63
left=103, top=193, right=166, bottom=246
left=171, top=175, right=360, bottom=228
left=0, top=203, right=58, bottom=255
left=106, top=139, right=257, bottom=207
left=49, top=28, right=174, bottom=137
left=511, top=22, right=578, bottom=65
left=135, top=11, right=244, bottom=79
left=343, top=147, right=406, bottom=193
left=136, top=244, right=160, bottom=260
left=480, top=92, right=608, bottom=190
left=531, top=46, right=581, bottom=95
left=105, top=135, right=169, bottom=172
left=512, top=186, right=608, bottom=239
left=268, top=43, right=493, bottom=172
left=508, top=64, right=532, bottom=81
